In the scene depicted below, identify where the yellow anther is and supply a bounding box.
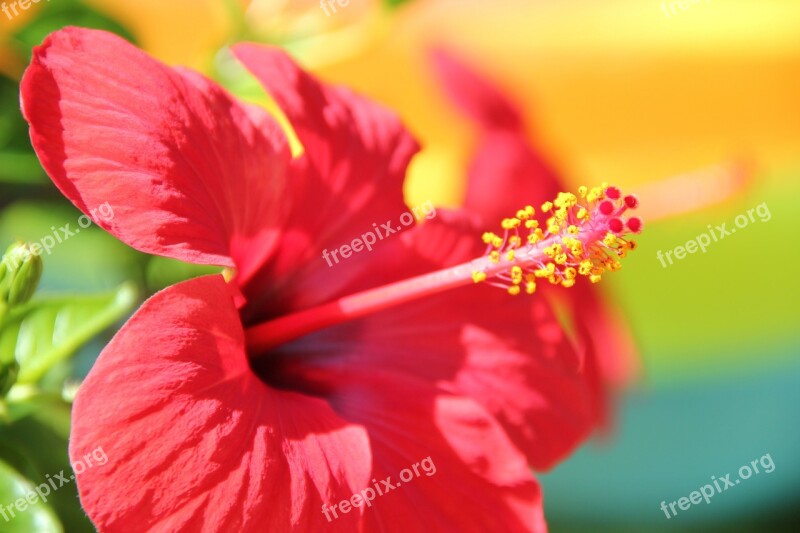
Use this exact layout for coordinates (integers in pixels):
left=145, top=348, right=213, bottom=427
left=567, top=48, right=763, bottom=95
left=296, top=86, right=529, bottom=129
left=564, top=267, right=577, bottom=280
left=489, top=251, right=500, bottom=263
left=526, top=281, right=537, bottom=294
left=554, top=253, right=568, bottom=265
left=527, top=233, right=541, bottom=245
left=472, top=271, right=487, bottom=283
left=554, top=192, right=577, bottom=208
left=506, top=250, right=515, bottom=261
left=587, top=187, right=604, bottom=202
left=562, top=278, right=576, bottom=288
left=510, top=266, right=523, bottom=284
left=547, top=224, right=560, bottom=235
left=501, top=218, right=521, bottom=230
left=578, top=185, right=588, bottom=198
left=579, top=260, right=593, bottom=275
left=543, top=246, right=555, bottom=258
left=516, top=209, right=530, bottom=220
left=603, top=233, right=617, bottom=246
left=525, top=205, right=535, bottom=217
left=508, top=235, right=522, bottom=248
left=541, top=201, right=553, bottom=212
left=590, top=274, right=602, bottom=284
left=535, top=263, right=555, bottom=278
left=492, top=236, right=504, bottom=248
left=525, top=219, right=539, bottom=229
left=482, top=232, right=496, bottom=244
left=508, top=285, right=521, bottom=296
left=576, top=207, right=588, bottom=220
left=567, top=225, right=579, bottom=235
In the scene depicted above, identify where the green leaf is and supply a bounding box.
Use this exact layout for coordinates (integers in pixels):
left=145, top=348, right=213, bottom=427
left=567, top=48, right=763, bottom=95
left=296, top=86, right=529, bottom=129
left=2, top=283, right=137, bottom=384
left=0, top=407, right=93, bottom=532
left=0, top=457, right=61, bottom=532
left=145, top=255, right=222, bottom=292
left=0, top=153, right=47, bottom=185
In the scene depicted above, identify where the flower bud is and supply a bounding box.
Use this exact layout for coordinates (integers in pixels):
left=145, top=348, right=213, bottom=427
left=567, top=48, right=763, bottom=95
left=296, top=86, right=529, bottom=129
left=0, top=242, right=43, bottom=308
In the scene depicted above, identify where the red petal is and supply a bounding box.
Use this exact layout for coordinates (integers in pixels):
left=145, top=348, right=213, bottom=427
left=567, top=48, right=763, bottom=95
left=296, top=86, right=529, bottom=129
left=21, top=28, right=290, bottom=267
left=268, top=213, right=603, bottom=472
left=430, top=50, right=562, bottom=223
left=431, top=49, right=639, bottom=386
left=339, top=373, right=546, bottom=532
left=430, top=48, right=524, bottom=131
left=462, top=131, right=560, bottom=226
left=70, top=276, right=371, bottom=532
left=229, top=44, right=422, bottom=318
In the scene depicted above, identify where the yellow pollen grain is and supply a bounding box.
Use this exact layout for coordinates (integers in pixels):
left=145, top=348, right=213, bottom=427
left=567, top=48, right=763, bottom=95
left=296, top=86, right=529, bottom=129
left=508, top=285, right=521, bottom=296
left=472, top=271, right=487, bottom=283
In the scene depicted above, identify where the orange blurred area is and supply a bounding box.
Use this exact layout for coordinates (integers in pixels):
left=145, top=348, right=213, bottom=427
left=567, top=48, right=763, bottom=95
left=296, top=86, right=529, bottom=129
left=307, top=0, right=800, bottom=206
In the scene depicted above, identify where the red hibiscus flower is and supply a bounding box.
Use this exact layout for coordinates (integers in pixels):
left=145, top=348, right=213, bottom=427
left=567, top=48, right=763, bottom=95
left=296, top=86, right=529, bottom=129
left=21, top=28, right=642, bottom=532
left=431, top=48, right=641, bottom=386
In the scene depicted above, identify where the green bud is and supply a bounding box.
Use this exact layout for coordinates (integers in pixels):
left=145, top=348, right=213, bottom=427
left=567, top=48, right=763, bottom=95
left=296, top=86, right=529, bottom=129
left=0, top=242, right=43, bottom=307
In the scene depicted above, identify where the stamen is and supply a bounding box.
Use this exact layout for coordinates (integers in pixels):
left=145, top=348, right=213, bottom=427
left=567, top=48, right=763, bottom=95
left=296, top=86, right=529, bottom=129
left=472, top=184, right=642, bottom=294
left=245, top=184, right=643, bottom=354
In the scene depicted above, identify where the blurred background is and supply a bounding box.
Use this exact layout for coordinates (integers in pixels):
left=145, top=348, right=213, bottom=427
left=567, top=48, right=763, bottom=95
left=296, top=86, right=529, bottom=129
left=0, top=0, right=798, bottom=531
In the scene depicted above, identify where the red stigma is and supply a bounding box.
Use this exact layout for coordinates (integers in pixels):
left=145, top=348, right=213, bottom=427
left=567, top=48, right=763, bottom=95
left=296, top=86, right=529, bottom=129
left=626, top=217, right=643, bottom=233
left=605, top=186, right=621, bottom=200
